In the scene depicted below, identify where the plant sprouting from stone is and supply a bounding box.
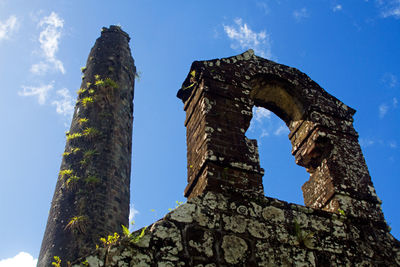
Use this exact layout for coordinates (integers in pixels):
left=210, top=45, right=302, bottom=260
left=294, top=221, right=314, bottom=249
left=81, top=97, right=94, bottom=107
left=65, top=215, right=88, bottom=234
left=52, top=256, right=61, bottom=267
left=66, top=132, right=83, bottom=140
left=99, top=232, right=120, bottom=247
left=84, top=175, right=100, bottom=185
left=83, top=127, right=100, bottom=139
left=59, top=169, right=73, bottom=180
left=77, top=88, right=86, bottom=95
left=81, top=66, right=87, bottom=73
left=78, top=118, right=89, bottom=125
left=66, top=176, right=80, bottom=190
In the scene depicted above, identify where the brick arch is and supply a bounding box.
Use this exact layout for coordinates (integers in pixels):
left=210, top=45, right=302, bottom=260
left=177, top=50, right=384, bottom=221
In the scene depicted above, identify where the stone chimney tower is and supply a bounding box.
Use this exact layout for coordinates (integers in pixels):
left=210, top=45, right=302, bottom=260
left=38, top=26, right=135, bottom=266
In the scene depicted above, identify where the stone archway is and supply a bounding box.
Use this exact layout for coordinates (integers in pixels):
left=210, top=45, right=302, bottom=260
left=177, top=49, right=383, bottom=221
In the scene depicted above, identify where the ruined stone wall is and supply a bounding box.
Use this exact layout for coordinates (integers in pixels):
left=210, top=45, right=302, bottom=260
left=38, top=26, right=136, bottom=267
left=71, top=191, right=400, bottom=266
left=69, top=50, right=400, bottom=266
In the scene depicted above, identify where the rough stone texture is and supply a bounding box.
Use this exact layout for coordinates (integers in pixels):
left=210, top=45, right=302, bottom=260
left=176, top=49, right=383, bottom=222
left=38, top=26, right=136, bottom=267
left=49, top=47, right=400, bottom=266
left=71, top=191, right=400, bottom=266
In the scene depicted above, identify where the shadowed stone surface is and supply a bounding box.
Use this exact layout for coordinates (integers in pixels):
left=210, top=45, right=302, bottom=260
left=38, top=26, right=135, bottom=267
left=71, top=191, right=400, bottom=266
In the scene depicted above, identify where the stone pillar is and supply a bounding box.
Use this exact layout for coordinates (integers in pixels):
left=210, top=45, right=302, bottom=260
left=177, top=66, right=264, bottom=199
left=38, top=26, right=135, bottom=266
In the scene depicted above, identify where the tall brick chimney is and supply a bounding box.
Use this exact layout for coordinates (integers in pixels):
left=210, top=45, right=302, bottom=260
left=38, top=26, right=135, bottom=266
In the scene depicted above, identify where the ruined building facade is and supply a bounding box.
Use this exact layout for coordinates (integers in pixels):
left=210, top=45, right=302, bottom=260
left=40, top=28, right=400, bottom=266
left=38, top=26, right=136, bottom=267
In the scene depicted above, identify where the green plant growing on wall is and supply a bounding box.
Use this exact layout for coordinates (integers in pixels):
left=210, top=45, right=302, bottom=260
left=65, top=215, right=88, bottom=234
left=66, top=175, right=80, bottom=189
left=77, top=88, right=86, bottom=95
left=59, top=169, right=73, bottom=180
left=104, top=78, right=119, bottom=89
left=108, top=66, right=114, bottom=72
left=86, top=82, right=91, bottom=88
left=81, top=97, right=94, bottom=107
left=81, top=66, right=87, bottom=73
left=294, top=221, right=314, bottom=249
left=83, top=127, right=100, bottom=139
left=100, top=232, right=120, bottom=247
left=95, top=79, right=105, bottom=87
left=168, top=200, right=185, bottom=211
left=134, top=71, right=142, bottom=82
left=84, top=175, right=99, bottom=185
left=94, top=74, right=100, bottom=80
left=121, top=224, right=147, bottom=244
left=52, top=256, right=61, bottom=267
left=66, top=132, right=83, bottom=140
left=79, top=118, right=89, bottom=125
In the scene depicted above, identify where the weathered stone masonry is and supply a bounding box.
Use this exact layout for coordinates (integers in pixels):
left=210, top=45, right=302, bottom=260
left=68, top=50, right=399, bottom=266
left=38, top=26, right=136, bottom=267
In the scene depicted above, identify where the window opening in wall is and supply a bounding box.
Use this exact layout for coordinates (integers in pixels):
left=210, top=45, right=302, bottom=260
left=246, top=106, right=309, bottom=205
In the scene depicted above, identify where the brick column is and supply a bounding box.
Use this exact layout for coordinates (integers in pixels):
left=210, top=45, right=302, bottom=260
left=38, top=26, right=135, bottom=266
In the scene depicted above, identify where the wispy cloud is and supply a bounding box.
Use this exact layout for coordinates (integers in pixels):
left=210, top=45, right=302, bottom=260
left=0, top=252, right=37, bottom=267
left=379, top=103, right=389, bottom=118
left=389, top=141, right=397, bottom=148
left=382, top=73, right=398, bottom=88
left=223, top=18, right=272, bottom=58
left=51, top=88, right=74, bottom=117
left=359, top=138, right=375, bottom=148
left=129, top=204, right=139, bottom=231
left=379, top=97, right=398, bottom=118
left=129, top=204, right=139, bottom=223
left=274, top=124, right=289, bottom=136
left=254, top=107, right=271, bottom=122
left=293, top=8, right=310, bottom=21
left=0, top=15, right=18, bottom=41
left=19, top=83, right=54, bottom=105
left=31, top=12, right=65, bottom=75
left=257, top=2, right=270, bottom=15
left=378, top=0, right=400, bottom=19
left=333, top=4, right=343, bottom=12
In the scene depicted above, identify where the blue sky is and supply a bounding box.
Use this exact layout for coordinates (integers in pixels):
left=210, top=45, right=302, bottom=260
left=0, top=0, right=399, bottom=265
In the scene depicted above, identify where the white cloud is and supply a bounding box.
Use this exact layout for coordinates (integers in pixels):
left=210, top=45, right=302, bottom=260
left=382, top=73, right=398, bottom=88
left=0, top=15, right=18, bottom=41
left=393, top=97, right=398, bottom=108
left=293, top=8, right=310, bottom=21
left=274, top=124, right=289, bottom=136
left=223, top=18, right=272, bottom=58
left=260, top=129, right=269, bottom=138
left=31, top=12, right=65, bottom=75
left=129, top=204, right=139, bottom=223
left=129, top=204, right=139, bottom=231
left=19, top=83, right=53, bottom=105
left=0, top=252, right=37, bottom=267
left=389, top=141, right=397, bottom=148
left=253, top=107, right=271, bottom=122
left=333, top=4, right=343, bottom=12
left=257, top=2, right=270, bottom=15
left=51, top=88, right=74, bottom=117
left=360, top=138, right=375, bottom=148
left=379, top=103, right=389, bottom=118
left=379, top=0, right=400, bottom=18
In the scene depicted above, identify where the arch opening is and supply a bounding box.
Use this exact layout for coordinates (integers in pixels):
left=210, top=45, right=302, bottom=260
left=246, top=106, right=309, bottom=205
left=246, top=75, right=310, bottom=205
